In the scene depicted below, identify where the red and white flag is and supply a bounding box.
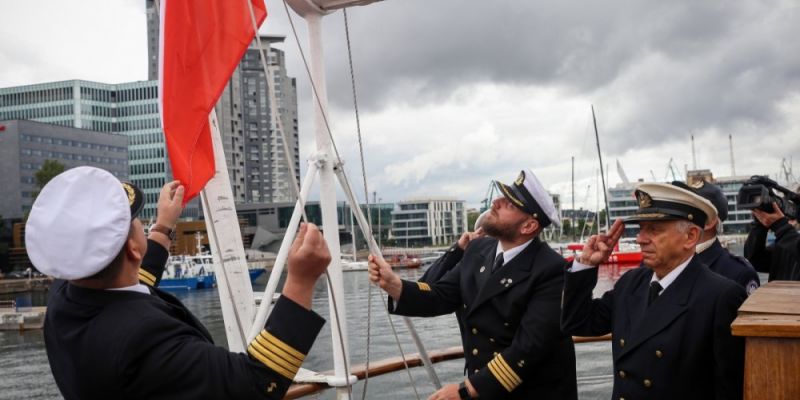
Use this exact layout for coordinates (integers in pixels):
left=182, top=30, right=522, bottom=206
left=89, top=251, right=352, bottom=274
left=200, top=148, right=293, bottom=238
left=159, top=0, right=267, bottom=204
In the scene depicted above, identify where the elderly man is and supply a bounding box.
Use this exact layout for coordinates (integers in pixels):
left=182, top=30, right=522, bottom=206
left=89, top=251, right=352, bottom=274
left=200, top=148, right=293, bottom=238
left=561, top=182, right=746, bottom=400
left=370, top=169, right=577, bottom=400
left=27, top=166, right=331, bottom=400
left=675, top=180, right=760, bottom=295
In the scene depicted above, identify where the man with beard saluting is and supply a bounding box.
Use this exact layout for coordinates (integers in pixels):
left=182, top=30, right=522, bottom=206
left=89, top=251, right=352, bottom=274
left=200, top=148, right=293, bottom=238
left=369, top=169, right=577, bottom=400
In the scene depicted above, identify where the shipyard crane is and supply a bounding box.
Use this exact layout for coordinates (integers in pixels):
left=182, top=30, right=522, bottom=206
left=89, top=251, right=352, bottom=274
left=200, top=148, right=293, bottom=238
left=665, top=158, right=681, bottom=182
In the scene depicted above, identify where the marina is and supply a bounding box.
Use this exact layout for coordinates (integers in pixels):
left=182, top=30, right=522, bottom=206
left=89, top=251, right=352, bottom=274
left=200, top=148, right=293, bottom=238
left=0, top=241, right=769, bottom=399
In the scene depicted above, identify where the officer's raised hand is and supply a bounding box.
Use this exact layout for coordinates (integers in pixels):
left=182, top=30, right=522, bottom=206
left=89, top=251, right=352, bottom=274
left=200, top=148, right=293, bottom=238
left=457, top=227, right=485, bottom=250
left=283, top=223, right=331, bottom=309
left=368, top=254, right=402, bottom=300
left=578, top=218, right=625, bottom=266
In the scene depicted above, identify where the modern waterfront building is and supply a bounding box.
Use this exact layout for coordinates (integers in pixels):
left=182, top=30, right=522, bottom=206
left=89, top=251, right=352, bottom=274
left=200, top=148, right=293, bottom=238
left=392, top=199, right=467, bottom=247
left=147, top=0, right=300, bottom=204
left=607, top=183, right=640, bottom=237
left=0, top=80, right=198, bottom=221
left=0, top=120, right=128, bottom=219
left=214, top=35, right=300, bottom=203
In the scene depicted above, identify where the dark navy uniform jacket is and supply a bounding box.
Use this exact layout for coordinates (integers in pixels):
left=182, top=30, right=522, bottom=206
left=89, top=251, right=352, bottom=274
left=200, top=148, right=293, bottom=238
left=562, top=257, right=746, bottom=400
left=391, top=237, right=577, bottom=400
left=697, top=238, right=760, bottom=296
left=45, top=239, right=324, bottom=400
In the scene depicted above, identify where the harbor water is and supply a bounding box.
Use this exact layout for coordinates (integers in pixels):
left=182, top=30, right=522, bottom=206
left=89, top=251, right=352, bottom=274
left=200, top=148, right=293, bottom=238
left=0, top=243, right=756, bottom=399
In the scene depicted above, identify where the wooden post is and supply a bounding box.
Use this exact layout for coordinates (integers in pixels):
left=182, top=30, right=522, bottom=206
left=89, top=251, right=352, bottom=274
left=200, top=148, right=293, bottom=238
left=732, top=281, right=800, bottom=399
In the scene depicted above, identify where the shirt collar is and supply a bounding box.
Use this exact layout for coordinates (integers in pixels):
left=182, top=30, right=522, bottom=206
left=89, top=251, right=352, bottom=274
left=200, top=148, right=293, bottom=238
left=650, top=255, right=693, bottom=293
left=696, top=237, right=717, bottom=254
left=495, top=238, right=534, bottom=266
left=106, top=283, right=151, bottom=295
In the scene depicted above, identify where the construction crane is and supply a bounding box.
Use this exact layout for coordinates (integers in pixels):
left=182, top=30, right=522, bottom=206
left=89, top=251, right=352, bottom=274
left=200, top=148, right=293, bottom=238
left=664, top=158, right=681, bottom=182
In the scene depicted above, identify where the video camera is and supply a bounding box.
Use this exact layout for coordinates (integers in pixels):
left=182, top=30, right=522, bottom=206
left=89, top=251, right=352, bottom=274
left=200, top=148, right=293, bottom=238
left=737, top=175, right=800, bottom=220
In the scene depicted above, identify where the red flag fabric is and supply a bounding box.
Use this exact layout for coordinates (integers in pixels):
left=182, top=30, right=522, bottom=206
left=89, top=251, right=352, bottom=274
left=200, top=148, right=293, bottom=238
left=159, top=0, right=267, bottom=204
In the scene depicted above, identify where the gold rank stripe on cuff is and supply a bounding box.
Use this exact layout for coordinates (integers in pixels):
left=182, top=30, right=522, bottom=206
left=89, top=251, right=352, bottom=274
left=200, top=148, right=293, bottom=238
left=488, top=354, right=522, bottom=392
left=417, top=282, right=432, bottom=291
left=247, top=330, right=306, bottom=380
left=138, top=269, right=156, bottom=286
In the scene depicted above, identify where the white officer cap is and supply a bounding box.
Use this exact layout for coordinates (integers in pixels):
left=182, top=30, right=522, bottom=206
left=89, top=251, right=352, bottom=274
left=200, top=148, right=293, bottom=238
left=626, top=182, right=717, bottom=229
left=494, top=169, right=561, bottom=228
left=25, top=166, right=144, bottom=280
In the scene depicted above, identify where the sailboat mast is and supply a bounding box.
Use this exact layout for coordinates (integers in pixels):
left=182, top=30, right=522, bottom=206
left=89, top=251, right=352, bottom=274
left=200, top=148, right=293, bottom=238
left=591, top=105, right=612, bottom=230
left=571, top=156, right=575, bottom=239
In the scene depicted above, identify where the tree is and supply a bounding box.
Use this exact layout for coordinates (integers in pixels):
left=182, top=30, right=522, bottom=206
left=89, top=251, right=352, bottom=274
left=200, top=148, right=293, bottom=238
left=33, top=160, right=66, bottom=200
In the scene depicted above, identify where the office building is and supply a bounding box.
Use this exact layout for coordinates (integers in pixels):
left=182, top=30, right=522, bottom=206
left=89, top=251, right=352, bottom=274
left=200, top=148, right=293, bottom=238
left=392, top=199, right=467, bottom=247
left=0, top=120, right=128, bottom=219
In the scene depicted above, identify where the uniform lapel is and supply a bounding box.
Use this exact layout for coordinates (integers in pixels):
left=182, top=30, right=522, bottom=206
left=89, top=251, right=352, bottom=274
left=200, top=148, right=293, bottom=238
left=696, top=239, right=723, bottom=268
left=618, top=259, right=701, bottom=358
left=467, top=238, right=540, bottom=317
left=620, top=268, right=652, bottom=338
left=473, top=242, right=495, bottom=291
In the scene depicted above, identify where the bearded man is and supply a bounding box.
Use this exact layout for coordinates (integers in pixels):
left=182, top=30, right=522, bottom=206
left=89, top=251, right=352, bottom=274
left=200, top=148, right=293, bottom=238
left=369, top=169, right=577, bottom=400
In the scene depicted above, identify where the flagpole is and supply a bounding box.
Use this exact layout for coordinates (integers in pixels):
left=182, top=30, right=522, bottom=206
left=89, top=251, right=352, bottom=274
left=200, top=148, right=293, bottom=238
left=201, top=109, right=256, bottom=352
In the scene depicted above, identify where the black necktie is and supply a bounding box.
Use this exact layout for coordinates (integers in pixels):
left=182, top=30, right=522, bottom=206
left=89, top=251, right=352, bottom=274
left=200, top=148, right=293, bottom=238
left=648, top=281, right=663, bottom=307
left=491, top=253, right=504, bottom=273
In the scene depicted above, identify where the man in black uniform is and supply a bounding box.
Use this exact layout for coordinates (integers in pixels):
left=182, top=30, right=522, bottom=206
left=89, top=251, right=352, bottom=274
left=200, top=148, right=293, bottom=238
left=744, top=196, right=800, bottom=281
left=370, top=169, right=577, bottom=400
left=562, top=183, right=746, bottom=400
left=25, top=166, right=331, bottom=400
left=675, top=180, right=760, bottom=295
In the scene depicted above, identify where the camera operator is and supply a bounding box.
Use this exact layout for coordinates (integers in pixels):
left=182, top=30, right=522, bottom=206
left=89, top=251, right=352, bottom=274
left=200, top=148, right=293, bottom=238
left=744, top=187, right=800, bottom=281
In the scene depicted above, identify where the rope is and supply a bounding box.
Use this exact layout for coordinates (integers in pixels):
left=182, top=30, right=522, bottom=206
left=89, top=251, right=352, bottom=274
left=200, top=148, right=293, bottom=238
left=281, top=2, right=424, bottom=398
left=245, top=1, right=352, bottom=397
left=342, top=8, right=376, bottom=399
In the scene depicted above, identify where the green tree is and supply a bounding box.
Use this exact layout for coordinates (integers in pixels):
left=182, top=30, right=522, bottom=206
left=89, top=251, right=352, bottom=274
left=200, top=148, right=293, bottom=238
left=467, top=210, right=480, bottom=231
left=33, top=160, right=66, bottom=199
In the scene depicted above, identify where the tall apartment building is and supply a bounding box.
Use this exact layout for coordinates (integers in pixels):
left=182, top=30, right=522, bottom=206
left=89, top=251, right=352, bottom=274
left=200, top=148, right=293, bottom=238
left=146, top=0, right=300, bottom=204
left=0, top=80, right=198, bottom=221
left=392, top=199, right=467, bottom=247
left=0, top=120, right=128, bottom=219
left=205, top=36, right=301, bottom=203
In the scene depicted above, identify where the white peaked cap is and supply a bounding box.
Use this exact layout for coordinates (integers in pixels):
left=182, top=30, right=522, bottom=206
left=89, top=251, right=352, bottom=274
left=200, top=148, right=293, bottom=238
left=25, top=167, right=132, bottom=280
left=495, top=169, right=561, bottom=228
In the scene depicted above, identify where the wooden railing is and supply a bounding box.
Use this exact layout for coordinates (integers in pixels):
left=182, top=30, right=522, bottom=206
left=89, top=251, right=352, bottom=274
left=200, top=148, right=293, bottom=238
left=285, top=334, right=612, bottom=399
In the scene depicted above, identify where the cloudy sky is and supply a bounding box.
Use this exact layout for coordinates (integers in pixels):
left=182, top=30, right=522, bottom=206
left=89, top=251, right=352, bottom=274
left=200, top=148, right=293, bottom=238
left=2, top=0, right=799, bottom=210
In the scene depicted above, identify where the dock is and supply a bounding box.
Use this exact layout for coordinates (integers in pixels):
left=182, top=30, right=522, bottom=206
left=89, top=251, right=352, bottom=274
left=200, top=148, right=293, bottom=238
left=0, top=277, right=53, bottom=294
left=0, top=300, right=46, bottom=331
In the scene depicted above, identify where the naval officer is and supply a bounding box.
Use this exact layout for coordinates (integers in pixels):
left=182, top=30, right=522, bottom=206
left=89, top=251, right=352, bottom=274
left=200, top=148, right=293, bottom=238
left=28, top=166, right=331, bottom=400
left=674, top=180, right=760, bottom=295
left=370, top=169, right=577, bottom=400
left=561, top=183, right=746, bottom=400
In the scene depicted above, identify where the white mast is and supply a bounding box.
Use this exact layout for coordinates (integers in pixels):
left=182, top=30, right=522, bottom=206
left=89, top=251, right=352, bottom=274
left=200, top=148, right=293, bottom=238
left=729, top=134, right=736, bottom=176
left=248, top=2, right=440, bottom=399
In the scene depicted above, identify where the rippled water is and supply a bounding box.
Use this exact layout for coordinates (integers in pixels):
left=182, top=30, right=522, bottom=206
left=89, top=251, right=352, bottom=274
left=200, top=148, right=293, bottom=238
left=2, top=245, right=753, bottom=400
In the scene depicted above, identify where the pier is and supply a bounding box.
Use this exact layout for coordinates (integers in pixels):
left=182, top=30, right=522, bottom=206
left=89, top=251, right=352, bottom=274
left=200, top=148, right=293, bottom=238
left=0, top=300, right=46, bottom=331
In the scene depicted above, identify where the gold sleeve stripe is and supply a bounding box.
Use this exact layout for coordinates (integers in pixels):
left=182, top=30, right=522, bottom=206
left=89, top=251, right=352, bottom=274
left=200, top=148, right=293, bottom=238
left=250, top=339, right=300, bottom=376
left=260, top=330, right=306, bottom=362
left=487, top=361, right=514, bottom=392
left=488, top=358, right=518, bottom=390
left=138, top=269, right=157, bottom=284
left=254, top=334, right=302, bottom=368
left=138, top=270, right=156, bottom=286
left=417, top=282, right=431, bottom=291
left=495, top=354, right=522, bottom=386
left=247, top=345, right=296, bottom=380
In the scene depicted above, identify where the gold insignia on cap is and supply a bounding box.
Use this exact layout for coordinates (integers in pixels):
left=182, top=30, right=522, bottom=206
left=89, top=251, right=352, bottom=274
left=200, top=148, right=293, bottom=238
left=121, top=183, right=136, bottom=206
left=514, top=171, right=525, bottom=186
left=638, top=191, right=653, bottom=208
